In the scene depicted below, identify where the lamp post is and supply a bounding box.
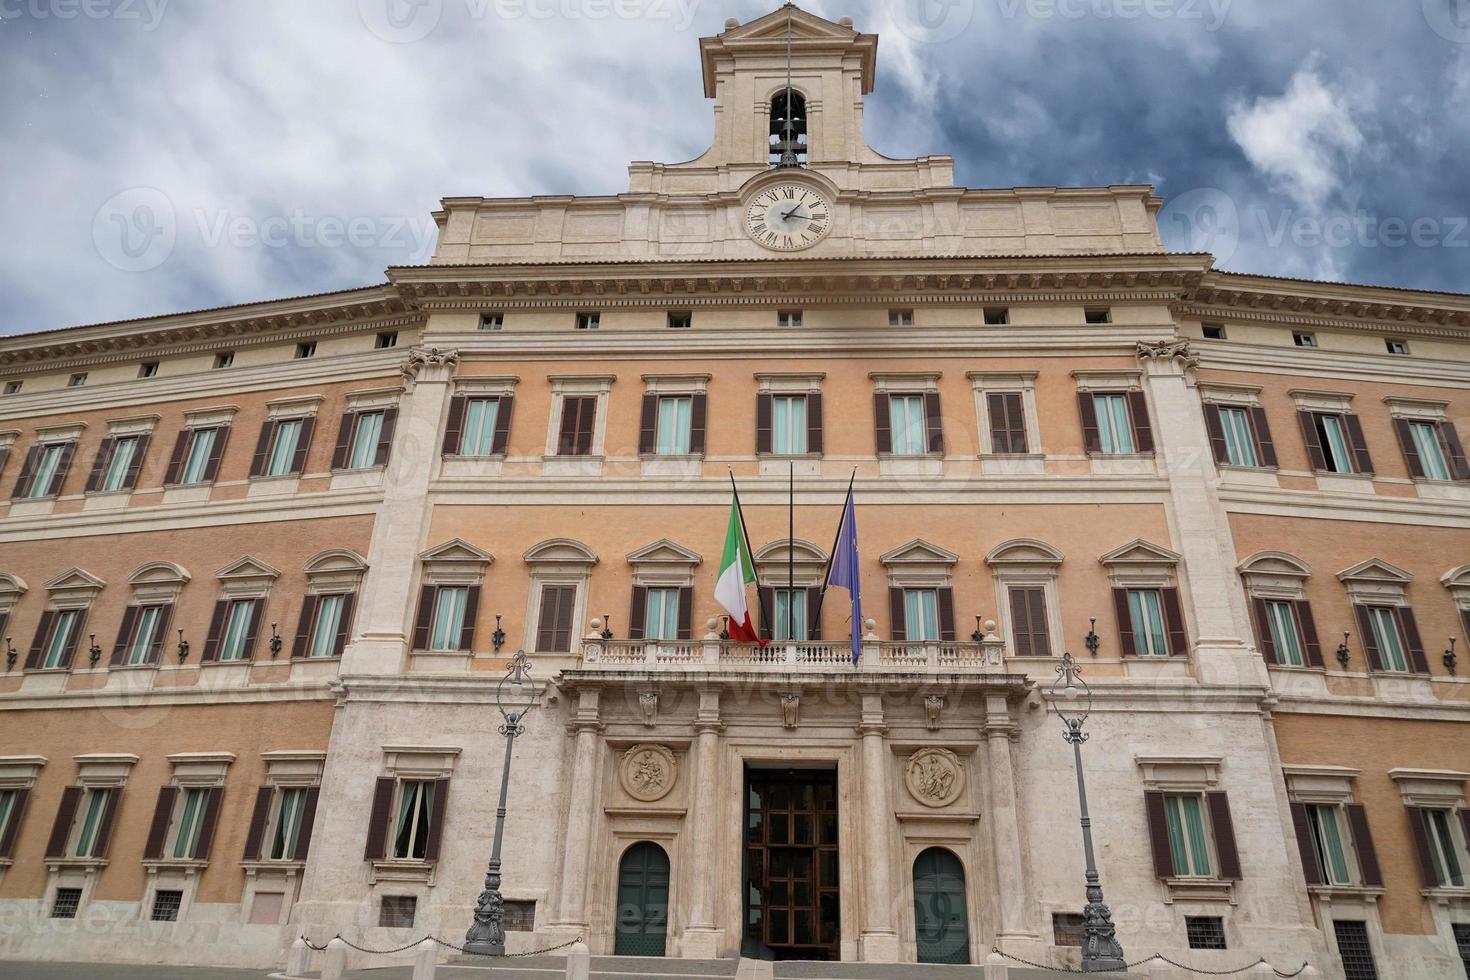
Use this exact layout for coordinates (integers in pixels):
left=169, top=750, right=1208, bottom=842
left=1051, top=651, right=1126, bottom=972
left=465, top=649, right=540, bottom=955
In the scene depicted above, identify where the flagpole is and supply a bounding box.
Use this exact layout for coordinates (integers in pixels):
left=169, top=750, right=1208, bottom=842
left=728, top=468, right=771, bottom=641
left=788, top=460, right=795, bottom=644
left=811, top=469, right=857, bottom=629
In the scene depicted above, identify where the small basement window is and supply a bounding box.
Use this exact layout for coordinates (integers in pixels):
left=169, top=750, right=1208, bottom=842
left=1202, top=323, right=1226, bottom=340
left=51, top=888, right=82, bottom=919
left=479, top=312, right=504, bottom=331
left=983, top=307, right=1010, bottom=325
left=575, top=311, right=600, bottom=330
left=1185, top=916, right=1226, bottom=950
left=888, top=309, right=914, bottom=327
left=1292, top=331, right=1316, bottom=348
left=504, top=900, right=537, bottom=932
left=777, top=310, right=803, bottom=328
left=215, top=352, right=235, bottom=369
left=379, top=895, right=417, bottom=928
left=667, top=311, right=692, bottom=330
left=1084, top=307, right=1112, bottom=324
left=375, top=331, right=399, bottom=349
left=68, top=373, right=88, bottom=387
left=151, top=890, right=183, bottom=922
left=139, top=362, right=159, bottom=378
left=1385, top=339, right=1409, bottom=355
left=296, top=342, right=317, bottom=359
left=1052, top=913, right=1085, bottom=947
left=3, top=381, right=21, bottom=395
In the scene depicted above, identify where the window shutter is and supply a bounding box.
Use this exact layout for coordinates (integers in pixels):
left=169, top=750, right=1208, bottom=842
left=242, top=786, right=274, bottom=861
left=557, top=397, right=581, bottom=455
left=1249, top=406, right=1277, bottom=467
left=627, top=585, right=648, bottom=641
left=1144, top=791, right=1175, bottom=877
left=888, top=587, right=905, bottom=641
left=936, top=586, right=956, bottom=641
left=989, top=391, right=1027, bottom=454
left=0, top=787, right=29, bottom=858
left=575, top=398, right=596, bottom=455
left=806, top=391, right=824, bottom=454
left=442, top=395, right=468, bottom=456
left=1397, top=607, right=1429, bottom=673
left=924, top=391, right=944, bottom=453
left=92, top=787, right=122, bottom=858
left=1342, top=413, right=1374, bottom=474
left=1353, top=605, right=1383, bottom=671
left=291, top=595, right=318, bottom=659
left=239, top=598, right=263, bottom=661
left=490, top=395, right=513, bottom=455
left=1345, top=803, right=1382, bottom=887
left=1406, top=807, right=1439, bottom=887
left=551, top=586, right=576, bottom=653
left=289, top=417, right=314, bottom=475
left=1207, top=791, right=1242, bottom=878
left=411, top=585, right=435, bottom=651
left=757, top=586, right=774, bottom=642
left=111, top=606, right=140, bottom=667
left=1250, top=598, right=1276, bottom=664
left=58, top=610, right=86, bottom=669
left=11, top=445, right=42, bottom=499
left=689, top=393, right=708, bottom=455
left=1441, top=420, right=1470, bottom=480
left=0, top=446, right=9, bottom=486
left=1127, top=390, right=1154, bottom=453
left=677, top=586, right=694, bottom=640
left=873, top=392, right=892, bottom=453
left=1008, top=586, right=1050, bottom=657
left=423, top=779, right=449, bottom=862
left=638, top=394, right=658, bottom=455
left=1393, top=418, right=1425, bottom=478
left=1161, top=587, right=1189, bottom=656
left=124, top=434, right=151, bottom=490
left=458, top=585, right=480, bottom=651
left=85, top=438, right=115, bottom=493
left=48, top=442, right=77, bottom=496
left=1289, top=803, right=1322, bottom=885
left=201, top=426, right=230, bottom=483
left=201, top=599, right=229, bottom=662
left=143, top=785, right=178, bottom=860
left=1462, top=609, right=1470, bottom=659
left=332, top=594, right=355, bottom=658
left=536, top=587, right=562, bottom=653
left=1077, top=393, right=1100, bottom=454
left=373, top=408, right=397, bottom=467
left=249, top=421, right=276, bottom=478
left=806, top=587, right=822, bottom=640
left=24, top=610, right=55, bottom=670
left=1297, top=412, right=1327, bottom=471
left=194, top=787, right=224, bottom=860
left=1295, top=600, right=1324, bottom=668
left=147, top=603, right=172, bottom=662
left=1112, top=587, right=1135, bottom=656
left=1009, top=588, right=1034, bottom=657
left=45, top=786, right=83, bottom=858
left=363, top=777, right=395, bottom=861
left=293, top=786, right=320, bottom=861
left=330, top=412, right=356, bottom=470
left=756, top=393, right=773, bottom=454
left=1202, top=404, right=1228, bottom=464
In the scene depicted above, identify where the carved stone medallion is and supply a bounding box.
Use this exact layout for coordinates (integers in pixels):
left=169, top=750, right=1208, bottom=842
left=904, top=747, right=964, bottom=808
left=620, top=743, right=677, bottom=803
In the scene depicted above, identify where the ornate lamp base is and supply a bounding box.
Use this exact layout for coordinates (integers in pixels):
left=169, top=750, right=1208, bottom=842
left=1081, top=895, right=1126, bottom=973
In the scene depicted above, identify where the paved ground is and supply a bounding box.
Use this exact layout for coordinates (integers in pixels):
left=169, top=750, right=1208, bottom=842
left=0, top=965, right=279, bottom=979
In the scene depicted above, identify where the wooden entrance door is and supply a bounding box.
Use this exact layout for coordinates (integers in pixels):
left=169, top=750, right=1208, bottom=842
left=744, top=768, right=839, bottom=960
left=614, top=841, right=669, bottom=956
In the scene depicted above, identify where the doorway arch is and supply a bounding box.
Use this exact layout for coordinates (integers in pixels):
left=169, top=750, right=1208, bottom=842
left=614, top=841, right=670, bottom=956
left=912, top=846, right=969, bottom=964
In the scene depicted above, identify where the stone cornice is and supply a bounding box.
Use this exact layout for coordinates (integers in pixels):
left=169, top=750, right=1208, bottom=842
left=1181, top=270, right=1470, bottom=337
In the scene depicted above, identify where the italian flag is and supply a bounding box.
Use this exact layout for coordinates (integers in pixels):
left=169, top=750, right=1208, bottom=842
left=715, top=496, right=762, bottom=644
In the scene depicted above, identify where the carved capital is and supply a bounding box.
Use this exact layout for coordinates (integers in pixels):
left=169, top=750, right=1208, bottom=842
left=1135, top=339, right=1199, bottom=373
left=401, top=346, right=461, bottom=385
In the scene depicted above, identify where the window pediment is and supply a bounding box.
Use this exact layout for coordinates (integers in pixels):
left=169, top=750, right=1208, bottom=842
left=0, top=572, right=27, bottom=611
left=1136, top=755, right=1222, bottom=791
left=1238, top=551, right=1311, bottom=599
left=1337, top=558, right=1411, bottom=605
left=880, top=539, right=957, bottom=587
left=127, top=561, right=190, bottom=604
left=1439, top=564, right=1470, bottom=604
left=1099, top=539, right=1181, bottom=567
left=753, top=539, right=828, bottom=587
left=627, top=539, right=701, bottom=586
left=523, top=538, right=598, bottom=569
left=303, top=549, right=368, bottom=595
left=985, top=538, right=1063, bottom=567
left=215, top=557, right=280, bottom=599
left=1388, top=768, right=1468, bottom=807
left=1101, top=540, right=1179, bottom=588
left=420, top=539, right=493, bottom=587
left=42, top=567, right=104, bottom=607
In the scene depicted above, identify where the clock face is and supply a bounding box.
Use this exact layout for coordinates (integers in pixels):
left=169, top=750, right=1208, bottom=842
left=744, top=184, right=832, bottom=251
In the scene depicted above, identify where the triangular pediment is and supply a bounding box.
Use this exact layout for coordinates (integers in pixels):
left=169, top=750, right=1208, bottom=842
left=700, top=6, right=876, bottom=97
left=880, top=539, right=959, bottom=567
left=986, top=538, right=1064, bottom=566
left=215, top=556, right=281, bottom=582
left=723, top=6, right=856, bottom=41
left=1098, top=539, right=1181, bottom=567
left=42, top=567, right=105, bottom=592
left=1337, top=558, right=1412, bottom=585
left=419, top=538, right=494, bottom=566
left=523, top=538, right=598, bottom=567
left=626, top=539, right=702, bottom=567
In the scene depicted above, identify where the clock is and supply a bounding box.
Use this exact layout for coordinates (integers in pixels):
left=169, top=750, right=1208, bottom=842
left=744, top=184, right=832, bottom=251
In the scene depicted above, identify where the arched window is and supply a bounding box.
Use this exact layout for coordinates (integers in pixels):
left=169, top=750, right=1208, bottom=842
left=614, top=841, right=670, bottom=956
left=913, top=847, right=969, bottom=964
left=769, top=89, right=807, bottom=167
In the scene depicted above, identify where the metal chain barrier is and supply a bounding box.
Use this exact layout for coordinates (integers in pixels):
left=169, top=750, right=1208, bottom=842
left=992, top=946, right=1310, bottom=977
left=300, top=934, right=583, bottom=959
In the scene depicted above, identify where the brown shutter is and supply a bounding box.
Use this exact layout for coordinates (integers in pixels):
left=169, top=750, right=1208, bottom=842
left=0, top=787, right=29, bottom=858
left=536, top=587, right=561, bottom=652
left=164, top=429, right=192, bottom=485
left=1161, top=587, right=1189, bottom=657
left=1342, top=413, right=1373, bottom=475
left=1298, top=411, right=1328, bottom=471
left=1289, top=803, right=1322, bottom=885
left=442, top=395, right=468, bottom=455
left=575, top=398, right=596, bottom=455
left=552, top=587, right=576, bottom=653
left=458, top=585, right=480, bottom=651
left=1345, top=803, right=1382, bottom=887
left=1441, top=420, right=1470, bottom=480
left=148, top=604, right=172, bottom=664
left=1202, top=404, right=1228, bottom=464
left=1009, top=588, right=1034, bottom=656
left=1406, top=807, right=1439, bottom=887
left=332, top=594, right=355, bottom=658
left=291, top=595, right=318, bottom=659
left=25, top=610, right=56, bottom=670
left=1128, top=390, right=1154, bottom=453
left=1295, top=600, right=1324, bottom=668
left=373, top=408, right=397, bottom=467
left=1354, top=605, right=1383, bottom=671
left=92, top=787, right=122, bottom=858
left=58, top=609, right=86, bottom=669
left=638, top=394, right=658, bottom=454
left=242, top=786, right=274, bottom=861
left=143, top=786, right=178, bottom=860
left=557, top=397, right=581, bottom=455
left=194, top=786, right=224, bottom=860
left=85, top=437, right=115, bottom=493
left=1249, top=406, right=1277, bottom=467
left=677, top=586, right=694, bottom=640
left=200, top=599, right=229, bottom=662
left=289, top=417, right=314, bottom=475
left=45, top=786, right=83, bottom=858
left=1144, top=791, right=1175, bottom=877
left=238, top=598, right=263, bottom=661
left=10, top=445, right=41, bottom=499
left=805, top=587, right=821, bottom=641
left=1010, top=587, right=1050, bottom=657
left=627, top=585, right=648, bottom=641
left=0, top=446, right=10, bottom=487
left=689, top=393, right=708, bottom=455
left=47, top=442, right=77, bottom=496
left=924, top=391, right=943, bottom=453
left=1397, top=607, right=1429, bottom=674
left=121, top=434, right=149, bottom=490
left=490, top=395, right=513, bottom=455
left=201, top=425, right=230, bottom=483
left=1078, top=392, right=1100, bottom=454
left=1393, top=418, right=1425, bottom=478
left=1251, top=597, right=1276, bottom=665
left=363, top=777, right=395, bottom=861
left=757, top=586, right=775, bottom=642
left=936, top=586, right=956, bottom=641
left=411, top=585, right=435, bottom=651
left=756, top=392, right=773, bottom=454
left=988, top=391, right=1027, bottom=454
left=110, top=606, right=140, bottom=667
left=1207, top=791, right=1241, bottom=878
left=806, top=391, right=823, bottom=454
left=293, top=786, right=320, bottom=861
left=873, top=392, right=891, bottom=453
left=1112, top=587, right=1136, bottom=656
left=248, top=421, right=276, bottom=477
left=423, top=779, right=449, bottom=862
left=330, top=412, right=355, bottom=469
left=889, top=587, right=905, bottom=640
left=1029, top=587, right=1051, bottom=656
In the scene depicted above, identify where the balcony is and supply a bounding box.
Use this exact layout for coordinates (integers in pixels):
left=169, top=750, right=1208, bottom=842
left=578, top=632, right=1009, bottom=673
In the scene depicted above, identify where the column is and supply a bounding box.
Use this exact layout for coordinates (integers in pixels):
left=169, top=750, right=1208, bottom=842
left=984, top=693, right=1037, bottom=945
left=857, top=692, right=900, bottom=963
left=681, top=687, right=725, bottom=958
left=342, top=346, right=458, bottom=675
left=547, top=688, right=602, bottom=943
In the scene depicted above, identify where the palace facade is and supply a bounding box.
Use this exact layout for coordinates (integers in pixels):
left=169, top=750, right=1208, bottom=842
left=0, top=8, right=1467, bottom=979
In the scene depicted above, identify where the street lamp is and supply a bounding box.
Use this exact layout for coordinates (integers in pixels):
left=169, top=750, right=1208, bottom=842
left=464, top=649, right=541, bottom=955
left=1050, top=651, right=1126, bottom=972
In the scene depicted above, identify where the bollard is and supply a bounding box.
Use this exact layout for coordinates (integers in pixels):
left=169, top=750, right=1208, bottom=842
left=1299, top=966, right=1320, bottom=978
left=983, top=949, right=1008, bottom=980
left=565, top=939, right=591, bottom=980
left=412, top=937, right=438, bottom=980
left=286, top=937, right=311, bottom=978
left=1146, top=958, right=1169, bottom=980
left=322, top=937, right=347, bottom=980
left=1253, top=962, right=1274, bottom=979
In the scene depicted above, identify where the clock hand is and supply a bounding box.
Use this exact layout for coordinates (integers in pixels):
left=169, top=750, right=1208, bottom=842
left=780, top=206, right=809, bottom=221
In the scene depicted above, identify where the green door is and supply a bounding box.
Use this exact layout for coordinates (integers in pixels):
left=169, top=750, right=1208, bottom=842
left=913, top=847, right=969, bottom=964
left=615, top=841, right=670, bottom=956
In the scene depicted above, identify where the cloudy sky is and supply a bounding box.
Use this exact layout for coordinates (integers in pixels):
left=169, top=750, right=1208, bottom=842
left=1, top=0, right=1467, bottom=334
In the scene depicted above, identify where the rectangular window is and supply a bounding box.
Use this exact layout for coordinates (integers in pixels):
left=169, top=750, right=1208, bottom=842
left=1333, top=920, right=1378, bottom=980
left=1094, top=393, right=1135, bottom=454
left=295, top=342, right=316, bottom=359
left=983, top=307, right=1010, bottom=325
left=987, top=391, right=1028, bottom=454
left=3, top=381, right=20, bottom=395
left=1314, top=413, right=1353, bottom=474
left=99, top=436, right=140, bottom=493
left=1408, top=421, right=1451, bottom=480
left=429, top=587, right=468, bottom=652
left=68, top=373, right=88, bottom=387
left=42, top=609, right=82, bottom=669
left=461, top=399, right=502, bottom=456
left=1163, top=794, right=1213, bottom=877
left=1219, top=407, right=1258, bottom=467
left=171, top=787, right=209, bottom=860
left=180, top=428, right=219, bottom=485
left=888, top=394, right=928, bottom=455
left=1052, top=912, right=1085, bottom=947
left=308, top=594, right=347, bottom=659
left=1365, top=606, right=1408, bottom=672
left=1007, top=586, right=1051, bottom=657
left=151, top=889, right=183, bottom=922
left=214, top=352, right=234, bottom=369
left=536, top=585, right=576, bottom=653
left=575, top=311, right=600, bottom=330
left=504, top=900, right=536, bottom=932
left=655, top=396, right=693, bottom=455
left=128, top=605, right=167, bottom=666
left=269, top=787, right=308, bottom=861
left=26, top=443, right=68, bottom=499
left=557, top=396, right=597, bottom=456
left=1385, top=339, right=1409, bottom=355
left=139, top=362, right=159, bottom=378
left=51, top=887, right=82, bottom=919
left=218, top=600, right=256, bottom=662
left=1084, top=307, right=1112, bottom=324
left=74, top=788, right=112, bottom=858
left=1293, top=332, right=1316, bottom=348
left=265, top=419, right=303, bottom=477
left=380, top=895, right=417, bottom=928
left=667, top=311, right=692, bottom=330
left=1185, top=916, right=1226, bottom=950
left=1265, top=600, right=1304, bottom=667
left=888, top=309, right=913, bottom=327
left=1307, top=804, right=1353, bottom=885
left=1424, top=808, right=1466, bottom=887
left=777, top=309, right=802, bottom=328
left=479, top=313, right=504, bottom=331
left=347, top=411, right=385, bottom=470
left=771, top=395, right=808, bottom=455
left=643, top=587, right=682, bottom=642
left=391, top=781, right=435, bottom=860
left=903, top=589, right=940, bottom=642
left=1202, top=323, right=1226, bottom=340
left=375, top=331, right=399, bottom=349
left=772, top=588, right=808, bottom=642
left=1127, top=589, right=1168, bottom=656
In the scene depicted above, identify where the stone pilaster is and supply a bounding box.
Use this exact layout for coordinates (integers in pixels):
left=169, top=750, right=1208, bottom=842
left=983, top=693, right=1038, bottom=946
left=681, top=688, right=725, bottom=958
left=856, top=691, right=900, bottom=963
left=545, top=688, right=603, bottom=946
